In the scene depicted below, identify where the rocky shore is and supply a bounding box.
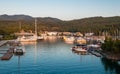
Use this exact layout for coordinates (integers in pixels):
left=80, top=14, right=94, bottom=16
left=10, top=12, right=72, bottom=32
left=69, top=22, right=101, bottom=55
left=101, top=51, right=120, bottom=61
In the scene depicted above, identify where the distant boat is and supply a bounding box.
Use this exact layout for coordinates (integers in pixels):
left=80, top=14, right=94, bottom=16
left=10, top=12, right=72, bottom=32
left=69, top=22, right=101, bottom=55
left=17, top=35, right=37, bottom=42
left=72, top=44, right=87, bottom=53
left=37, top=36, right=44, bottom=40
left=17, top=18, right=38, bottom=42
left=63, top=36, right=75, bottom=42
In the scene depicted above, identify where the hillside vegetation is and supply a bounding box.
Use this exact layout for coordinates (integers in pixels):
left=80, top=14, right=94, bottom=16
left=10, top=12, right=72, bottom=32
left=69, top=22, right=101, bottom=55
left=0, top=15, right=120, bottom=36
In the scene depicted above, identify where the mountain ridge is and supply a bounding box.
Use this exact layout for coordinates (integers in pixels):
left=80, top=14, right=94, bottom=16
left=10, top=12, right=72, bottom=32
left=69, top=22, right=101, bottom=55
left=0, top=14, right=62, bottom=22
left=0, top=14, right=120, bottom=22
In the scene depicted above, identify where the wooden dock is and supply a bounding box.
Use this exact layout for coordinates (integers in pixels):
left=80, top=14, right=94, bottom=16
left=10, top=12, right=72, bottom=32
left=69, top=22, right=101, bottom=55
left=0, top=48, right=14, bottom=60
left=0, top=40, right=21, bottom=60
left=88, top=50, right=102, bottom=57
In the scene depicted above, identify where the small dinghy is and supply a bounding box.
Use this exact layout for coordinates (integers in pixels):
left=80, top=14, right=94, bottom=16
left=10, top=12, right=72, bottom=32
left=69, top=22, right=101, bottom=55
left=72, top=44, right=87, bottom=54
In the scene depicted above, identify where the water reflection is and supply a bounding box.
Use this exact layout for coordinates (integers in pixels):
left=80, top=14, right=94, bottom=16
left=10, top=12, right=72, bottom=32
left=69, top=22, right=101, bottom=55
left=44, top=36, right=57, bottom=42
left=17, top=55, right=21, bottom=74
left=34, top=42, right=37, bottom=64
left=101, top=58, right=120, bottom=74
left=21, top=41, right=38, bottom=64
left=15, top=52, right=24, bottom=74
left=64, top=41, right=74, bottom=44
left=0, top=38, right=120, bottom=74
left=20, top=42, right=37, bottom=45
left=72, top=50, right=89, bottom=55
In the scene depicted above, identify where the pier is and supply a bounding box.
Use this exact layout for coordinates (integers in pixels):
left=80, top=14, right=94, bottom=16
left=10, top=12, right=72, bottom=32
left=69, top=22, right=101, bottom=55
left=89, top=50, right=102, bottom=57
left=0, top=40, right=23, bottom=60
left=0, top=48, right=14, bottom=60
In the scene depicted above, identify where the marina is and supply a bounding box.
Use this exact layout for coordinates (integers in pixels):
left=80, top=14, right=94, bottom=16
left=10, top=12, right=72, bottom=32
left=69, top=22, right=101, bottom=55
left=0, top=37, right=119, bottom=74
left=0, top=0, right=120, bottom=73
left=0, top=41, right=25, bottom=60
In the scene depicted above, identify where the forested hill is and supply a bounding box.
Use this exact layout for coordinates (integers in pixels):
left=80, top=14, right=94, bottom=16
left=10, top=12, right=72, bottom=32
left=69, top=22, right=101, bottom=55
left=0, top=14, right=33, bottom=21
left=0, top=14, right=120, bottom=35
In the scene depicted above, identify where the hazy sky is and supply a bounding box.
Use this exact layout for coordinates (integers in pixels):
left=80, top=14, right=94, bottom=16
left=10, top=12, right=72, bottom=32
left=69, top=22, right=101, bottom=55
left=0, top=0, right=120, bottom=20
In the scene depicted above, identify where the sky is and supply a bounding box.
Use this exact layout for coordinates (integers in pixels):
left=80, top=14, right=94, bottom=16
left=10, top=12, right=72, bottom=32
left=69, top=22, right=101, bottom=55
left=0, top=0, right=120, bottom=20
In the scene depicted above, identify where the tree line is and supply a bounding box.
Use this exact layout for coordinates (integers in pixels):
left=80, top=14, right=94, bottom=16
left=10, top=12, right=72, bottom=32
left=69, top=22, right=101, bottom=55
left=0, top=16, right=120, bottom=36
left=101, top=37, right=120, bottom=54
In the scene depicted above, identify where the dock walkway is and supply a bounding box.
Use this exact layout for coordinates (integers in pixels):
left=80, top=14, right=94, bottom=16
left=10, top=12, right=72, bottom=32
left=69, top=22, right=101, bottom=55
left=0, top=40, right=20, bottom=60
left=0, top=48, right=14, bottom=60
left=0, top=40, right=8, bottom=47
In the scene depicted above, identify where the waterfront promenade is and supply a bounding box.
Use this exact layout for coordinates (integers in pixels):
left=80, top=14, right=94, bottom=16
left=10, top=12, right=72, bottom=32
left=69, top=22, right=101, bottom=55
left=0, top=40, right=8, bottom=47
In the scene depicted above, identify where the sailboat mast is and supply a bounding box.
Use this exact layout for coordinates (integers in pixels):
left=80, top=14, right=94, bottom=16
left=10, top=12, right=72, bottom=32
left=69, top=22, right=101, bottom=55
left=35, top=18, right=37, bottom=36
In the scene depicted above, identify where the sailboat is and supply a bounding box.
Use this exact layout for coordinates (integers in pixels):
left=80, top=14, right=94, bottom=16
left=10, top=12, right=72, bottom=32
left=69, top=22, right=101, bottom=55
left=17, top=18, right=38, bottom=42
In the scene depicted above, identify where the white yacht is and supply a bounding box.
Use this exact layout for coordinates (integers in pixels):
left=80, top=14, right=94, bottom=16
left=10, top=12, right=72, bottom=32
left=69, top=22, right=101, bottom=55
left=17, top=35, right=37, bottom=42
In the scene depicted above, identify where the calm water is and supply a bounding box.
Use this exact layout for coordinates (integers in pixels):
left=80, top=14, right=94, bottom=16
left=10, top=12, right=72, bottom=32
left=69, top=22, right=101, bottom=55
left=0, top=37, right=120, bottom=74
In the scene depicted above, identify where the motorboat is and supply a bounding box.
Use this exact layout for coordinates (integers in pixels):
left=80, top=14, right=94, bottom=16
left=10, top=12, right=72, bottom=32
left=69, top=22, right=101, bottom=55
left=72, top=44, right=87, bottom=53
left=14, top=46, right=25, bottom=55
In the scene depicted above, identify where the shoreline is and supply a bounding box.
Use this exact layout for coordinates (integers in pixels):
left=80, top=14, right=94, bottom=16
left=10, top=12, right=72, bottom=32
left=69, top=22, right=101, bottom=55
left=101, top=51, right=120, bottom=61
